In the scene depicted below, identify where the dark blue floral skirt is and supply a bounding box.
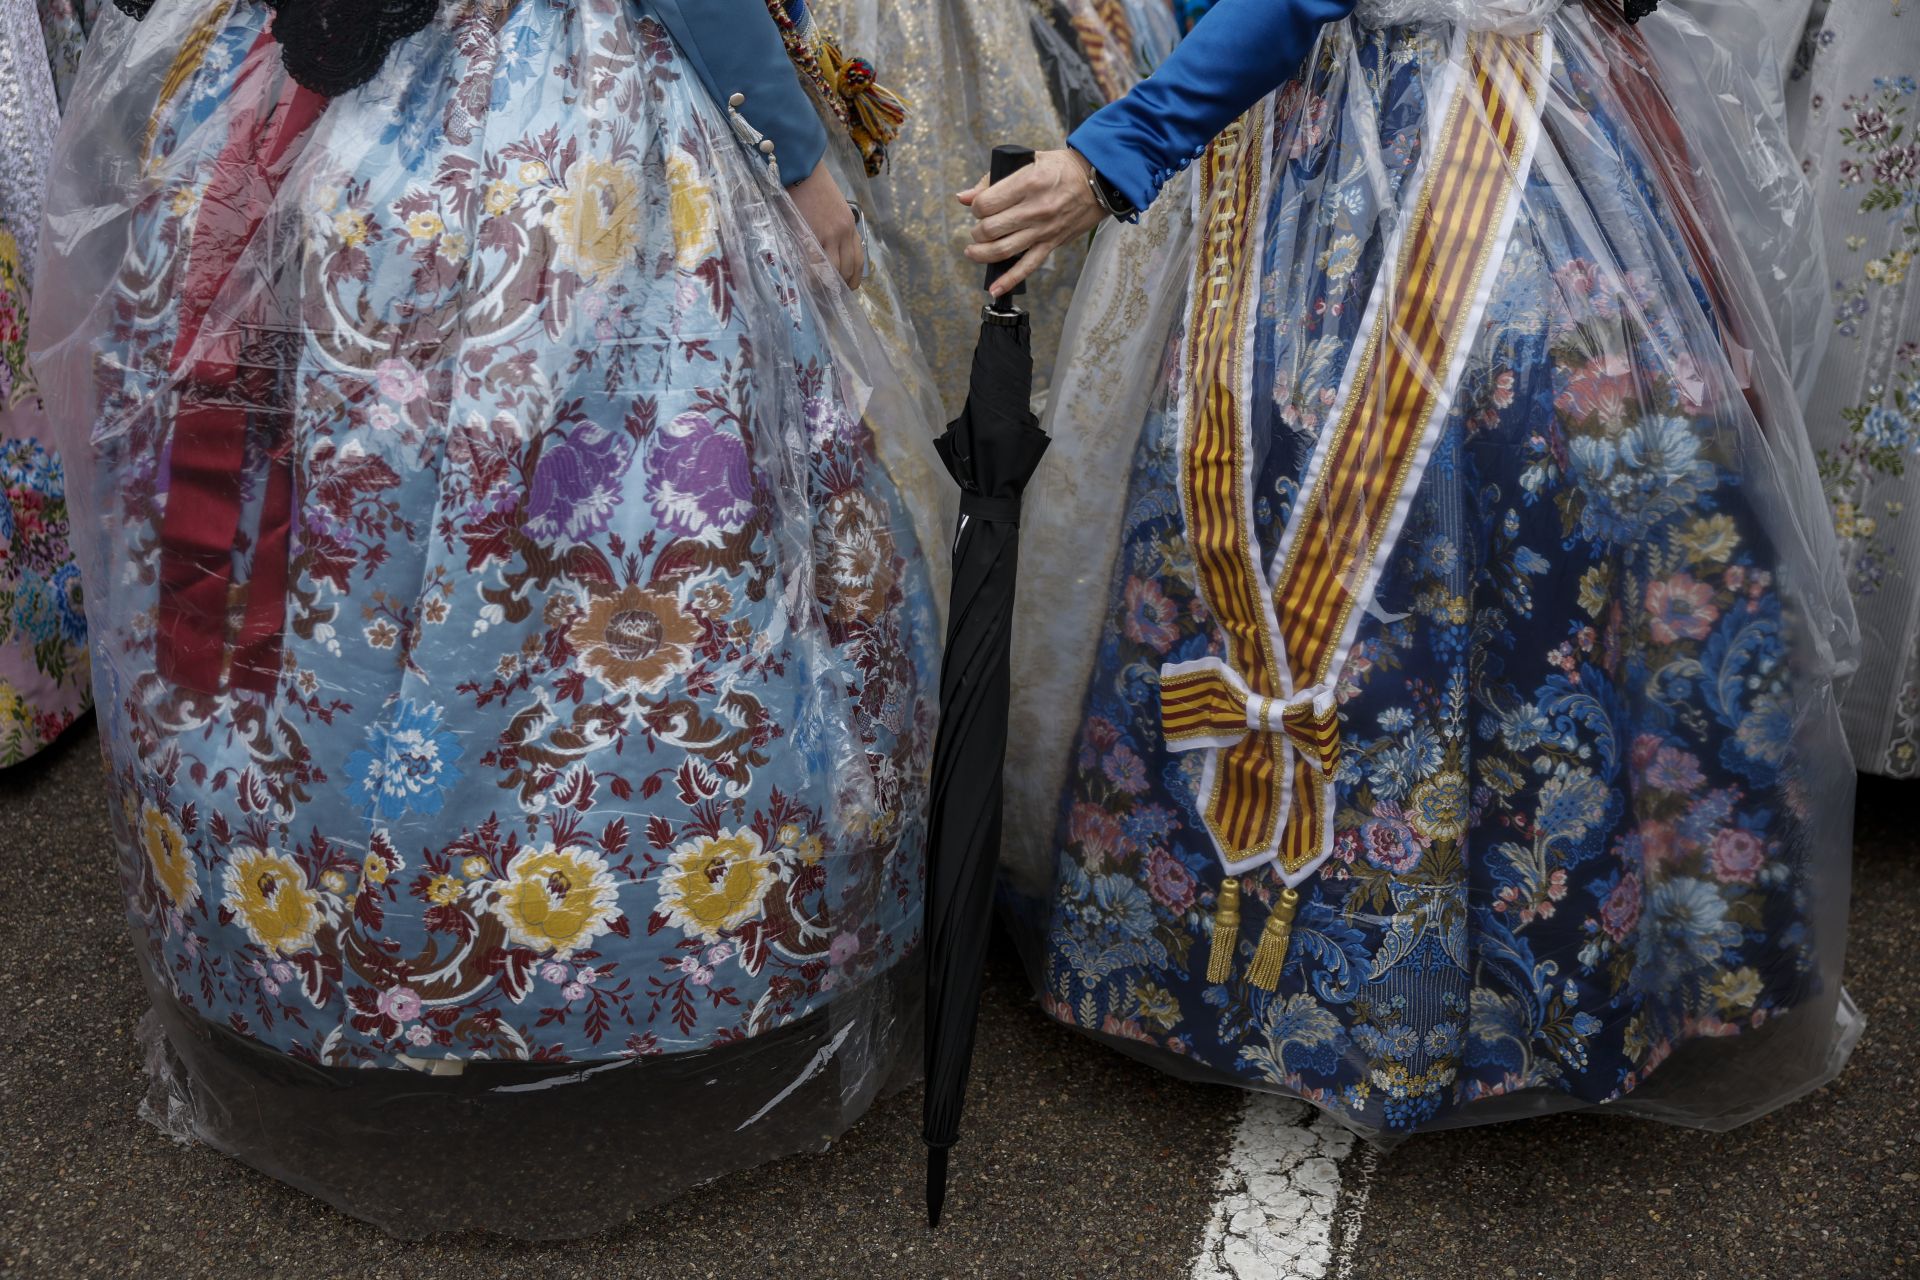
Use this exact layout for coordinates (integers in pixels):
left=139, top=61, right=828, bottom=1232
left=1007, top=6, right=1856, bottom=1135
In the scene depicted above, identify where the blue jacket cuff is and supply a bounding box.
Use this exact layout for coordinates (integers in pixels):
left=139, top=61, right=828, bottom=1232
left=1068, top=118, right=1178, bottom=220
left=652, top=0, right=830, bottom=186
left=1067, top=0, right=1358, bottom=213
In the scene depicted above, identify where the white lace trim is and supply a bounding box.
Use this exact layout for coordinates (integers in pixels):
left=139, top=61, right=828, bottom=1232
left=1353, top=0, right=1564, bottom=33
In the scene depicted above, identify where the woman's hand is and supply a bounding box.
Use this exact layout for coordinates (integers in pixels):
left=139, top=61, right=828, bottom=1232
left=958, top=148, right=1106, bottom=299
left=790, top=161, right=864, bottom=290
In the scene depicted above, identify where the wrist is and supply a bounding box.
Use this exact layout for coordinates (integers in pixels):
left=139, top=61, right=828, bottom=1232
left=790, top=158, right=830, bottom=192
left=1074, top=150, right=1137, bottom=223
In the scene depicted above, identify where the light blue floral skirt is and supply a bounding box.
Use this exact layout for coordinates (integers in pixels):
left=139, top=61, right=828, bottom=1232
left=47, top=0, right=937, bottom=1070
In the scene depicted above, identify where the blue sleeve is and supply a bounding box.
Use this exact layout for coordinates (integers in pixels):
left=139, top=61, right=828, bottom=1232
left=1067, top=0, right=1357, bottom=213
left=650, top=0, right=830, bottom=186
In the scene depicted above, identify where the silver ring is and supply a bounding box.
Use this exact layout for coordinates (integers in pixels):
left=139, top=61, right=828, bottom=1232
left=847, top=200, right=870, bottom=283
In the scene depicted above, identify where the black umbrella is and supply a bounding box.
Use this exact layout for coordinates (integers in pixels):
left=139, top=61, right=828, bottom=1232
left=922, top=147, right=1052, bottom=1229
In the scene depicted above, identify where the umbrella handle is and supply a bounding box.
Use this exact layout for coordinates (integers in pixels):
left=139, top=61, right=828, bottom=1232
left=982, top=145, right=1036, bottom=307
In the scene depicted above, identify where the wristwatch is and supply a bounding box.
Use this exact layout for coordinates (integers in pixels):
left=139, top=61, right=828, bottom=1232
left=1070, top=147, right=1137, bottom=222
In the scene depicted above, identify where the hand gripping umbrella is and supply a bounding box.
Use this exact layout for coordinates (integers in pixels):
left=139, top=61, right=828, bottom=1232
left=921, top=146, right=1052, bottom=1229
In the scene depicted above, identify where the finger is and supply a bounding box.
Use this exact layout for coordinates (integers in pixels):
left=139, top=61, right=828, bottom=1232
left=962, top=225, right=1041, bottom=266
left=988, top=241, right=1054, bottom=298
left=955, top=173, right=989, bottom=206
left=970, top=207, right=1022, bottom=243
left=971, top=167, right=1042, bottom=219
left=971, top=200, right=1061, bottom=243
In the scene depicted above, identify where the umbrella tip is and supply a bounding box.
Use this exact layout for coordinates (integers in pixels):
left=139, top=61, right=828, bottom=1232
left=927, top=1146, right=949, bottom=1229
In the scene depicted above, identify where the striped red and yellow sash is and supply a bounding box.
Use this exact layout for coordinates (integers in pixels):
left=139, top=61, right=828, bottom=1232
left=1163, top=98, right=1287, bottom=876
left=1162, top=29, right=1552, bottom=892
left=1070, top=0, right=1138, bottom=102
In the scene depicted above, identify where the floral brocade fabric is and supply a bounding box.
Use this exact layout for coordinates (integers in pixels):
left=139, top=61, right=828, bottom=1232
left=1789, top=0, right=1920, bottom=777
left=1016, top=16, right=1847, bottom=1132
left=72, top=0, right=935, bottom=1065
left=0, top=0, right=91, bottom=766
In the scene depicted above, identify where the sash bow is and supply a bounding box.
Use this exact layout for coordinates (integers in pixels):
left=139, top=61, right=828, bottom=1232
left=1160, top=659, right=1338, bottom=773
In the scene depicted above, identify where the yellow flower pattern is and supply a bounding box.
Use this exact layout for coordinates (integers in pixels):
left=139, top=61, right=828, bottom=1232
left=665, top=150, right=717, bottom=271
left=333, top=208, right=369, bottom=247
left=490, top=845, right=622, bottom=957
left=1408, top=772, right=1468, bottom=844
left=659, top=830, right=773, bottom=942
left=221, top=848, right=321, bottom=955
left=140, top=804, right=199, bottom=909
left=546, top=157, right=643, bottom=283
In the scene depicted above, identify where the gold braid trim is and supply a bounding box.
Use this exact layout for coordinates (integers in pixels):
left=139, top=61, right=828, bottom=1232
left=763, top=0, right=907, bottom=176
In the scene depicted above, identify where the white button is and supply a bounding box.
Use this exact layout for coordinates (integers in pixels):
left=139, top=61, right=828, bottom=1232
left=758, top=138, right=776, bottom=154
left=728, top=92, right=745, bottom=108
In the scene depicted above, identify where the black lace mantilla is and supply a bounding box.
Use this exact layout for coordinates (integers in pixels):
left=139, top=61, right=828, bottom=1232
left=112, top=0, right=437, bottom=98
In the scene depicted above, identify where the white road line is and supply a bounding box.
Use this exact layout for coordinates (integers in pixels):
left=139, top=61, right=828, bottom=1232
left=1331, top=1146, right=1377, bottom=1280
left=1188, top=1096, right=1368, bottom=1280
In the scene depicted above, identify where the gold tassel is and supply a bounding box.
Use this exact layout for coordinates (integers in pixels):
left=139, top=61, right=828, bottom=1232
left=1247, top=887, right=1301, bottom=992
left=815, top=37, right=908, bottom=176
left=1206, top=876, right=1242, bottom=984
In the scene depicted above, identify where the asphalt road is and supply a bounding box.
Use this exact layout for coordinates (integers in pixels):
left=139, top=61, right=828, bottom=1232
left=1, top=724, right=1914, bottom=1279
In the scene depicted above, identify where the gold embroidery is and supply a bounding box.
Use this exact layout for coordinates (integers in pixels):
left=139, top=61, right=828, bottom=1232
left=144, top=0, right=237, bottom=167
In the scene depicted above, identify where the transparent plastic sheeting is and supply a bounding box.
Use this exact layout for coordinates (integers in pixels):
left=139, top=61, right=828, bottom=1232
left=1028, top=1, right=1111, bottom=131
left=810, top=0, right=1128, bottom=411
left=1029, top=0, right=1173, bottom=127
left=1658, top=0, right=1831, bottom=408
left=814, top=125, right=959, bottom=610
left=1120, top=0, right=1183, bottom=73
left=1000, top=0, right=1860, bottom=1141
left=134, top=967, right=916, bottom=1240
left=31, top=0, right=948, bottom=1236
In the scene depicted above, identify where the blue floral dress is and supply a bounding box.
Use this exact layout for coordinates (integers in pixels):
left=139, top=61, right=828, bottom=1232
left=43, top=0, right=936, bottom=1069
left=1009, top=2, right=1856, bottom=1135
